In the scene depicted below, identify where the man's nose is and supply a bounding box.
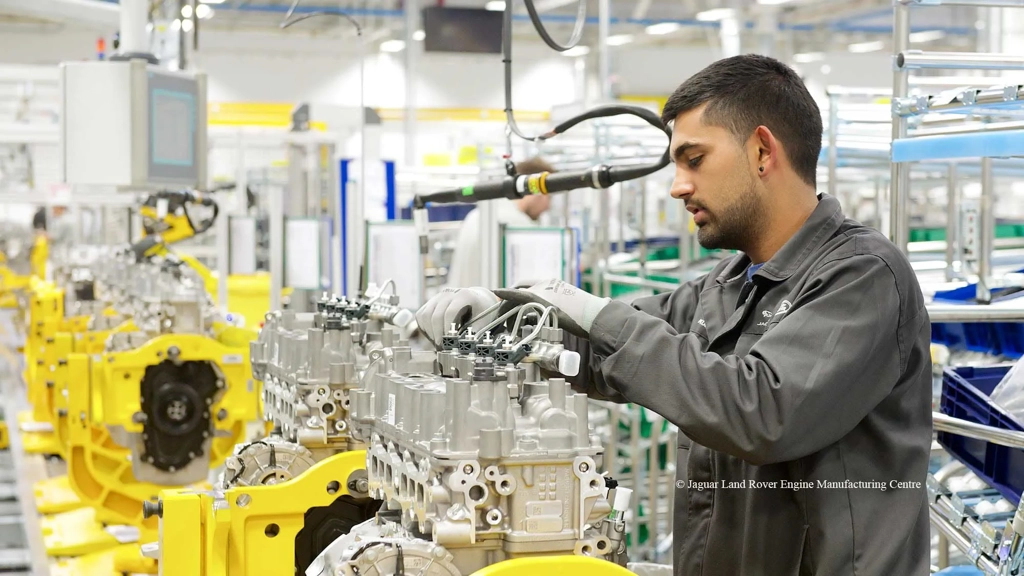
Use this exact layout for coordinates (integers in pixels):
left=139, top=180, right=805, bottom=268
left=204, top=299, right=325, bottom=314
left=670, top=172, right=694, bottom=200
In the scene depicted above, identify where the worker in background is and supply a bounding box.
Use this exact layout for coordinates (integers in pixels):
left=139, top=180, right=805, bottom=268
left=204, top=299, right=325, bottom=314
left=32, top=205, right=75, bottom=245
left=416, top=55, right=932, bottom=575
left=445, top=157, right=554, bottom=288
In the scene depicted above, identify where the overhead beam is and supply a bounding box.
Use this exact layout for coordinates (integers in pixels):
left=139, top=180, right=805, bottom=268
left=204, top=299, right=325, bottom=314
left=0, top=0, right=118, bottom=30
left=782, top=0, right=888, bottom=27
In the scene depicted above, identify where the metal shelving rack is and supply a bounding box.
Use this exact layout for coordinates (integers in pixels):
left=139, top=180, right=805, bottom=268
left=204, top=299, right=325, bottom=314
left=891, top=0, right=1024, bottom=320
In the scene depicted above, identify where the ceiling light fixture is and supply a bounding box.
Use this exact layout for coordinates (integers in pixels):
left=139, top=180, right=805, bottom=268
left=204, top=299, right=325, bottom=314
left=695, top=8, right=735, bottom=21
left=182, top=18, right=194, bottom=32
left=606, top=34, right=635, bottom=46
left=562, top=46, right=591, bottom=57
left=848, top=40, right=885, bottom=53
left=200, top=0, right=226, bottom=3
left=485, top=1, right=506, bottom=11
left=644, top=22, right=681, bottom=35
left=792, top=52, right=824, bottom=63
left=195, top=4, right=213, bottom=19
left=909, top=30, right=946, bottom=42
left=380, top=39, right=406, bottom=53
left=180, top=4, right=192, bottom=18
left=413, top=30, right=425, bottom=41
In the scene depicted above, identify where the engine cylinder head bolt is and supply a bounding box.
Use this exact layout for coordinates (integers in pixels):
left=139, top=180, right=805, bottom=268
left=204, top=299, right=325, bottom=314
left=463, top=464, right=474, bottom=474
left=486, top=508, right=503, bottom=526
left=217, top=409, right=228, bottom=421
left=579, top=462, right=590, bottom=473
left=132, top=412, right=148, bottom=424
left=167, top=346, right=180, bottom=359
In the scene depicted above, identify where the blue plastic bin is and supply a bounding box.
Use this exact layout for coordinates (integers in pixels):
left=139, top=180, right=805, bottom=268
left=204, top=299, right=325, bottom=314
left=932, top=278, right=1024, bottom=357
left=939, top=365, right=1024, bottom=504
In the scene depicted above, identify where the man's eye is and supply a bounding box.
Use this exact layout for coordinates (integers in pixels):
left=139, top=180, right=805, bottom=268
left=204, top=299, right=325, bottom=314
left=688, top=156, right=703, bottom=168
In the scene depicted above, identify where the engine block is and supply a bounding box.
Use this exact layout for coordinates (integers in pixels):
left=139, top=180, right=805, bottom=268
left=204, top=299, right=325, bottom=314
left=238, top=293, right=429, bottom=486
left=308, top=319, right=631, bottom=576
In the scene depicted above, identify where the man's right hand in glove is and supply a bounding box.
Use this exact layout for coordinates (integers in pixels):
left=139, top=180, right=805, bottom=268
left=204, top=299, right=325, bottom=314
left=414, top=287, right=500, bottom=348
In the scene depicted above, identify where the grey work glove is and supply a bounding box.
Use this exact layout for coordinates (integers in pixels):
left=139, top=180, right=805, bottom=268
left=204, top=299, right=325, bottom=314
left=414, top=287, right=501, bottom=348
left=492, top=279, right=609, bottom=339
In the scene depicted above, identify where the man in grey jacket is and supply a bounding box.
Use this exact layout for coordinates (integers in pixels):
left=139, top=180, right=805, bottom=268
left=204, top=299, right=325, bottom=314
left=416, top=54, right=933, bottom=575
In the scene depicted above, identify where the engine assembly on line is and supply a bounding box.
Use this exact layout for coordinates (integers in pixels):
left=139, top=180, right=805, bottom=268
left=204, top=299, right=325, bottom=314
left=225, top=289, right=429, bottom=488
left=90, top=248, right=244, bottom=485
left=306, top=304, right=632, bottom=576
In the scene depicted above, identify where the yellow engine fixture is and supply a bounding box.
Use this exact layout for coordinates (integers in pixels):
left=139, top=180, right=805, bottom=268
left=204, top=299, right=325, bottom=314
left=20, top=280, right=111, bottom=455
left=34, top=325, right=125, bottom=516
left=157, top=450, right=379, bottom=576
left=46, top=331, right=260, bottom=561
left=0, top=233, right=47, bottom=303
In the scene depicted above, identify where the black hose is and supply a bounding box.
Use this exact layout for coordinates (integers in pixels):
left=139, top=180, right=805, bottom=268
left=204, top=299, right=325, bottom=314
left=503, top=0, right=588, bottom=143
left=279, top=0, right=363, bottom=35
left=522, top=0, right=586, bottom=52
left=191, top=194, right=220, bottom=235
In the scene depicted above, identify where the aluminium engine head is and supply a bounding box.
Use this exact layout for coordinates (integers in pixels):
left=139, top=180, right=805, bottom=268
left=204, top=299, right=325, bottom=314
left=309, top=315, right=631, bottom=576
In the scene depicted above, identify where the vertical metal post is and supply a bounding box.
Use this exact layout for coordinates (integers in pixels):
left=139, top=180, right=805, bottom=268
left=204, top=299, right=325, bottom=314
left=639, top=186, right=648, bottom=279
left=827, top=93, right=838, bottom=198
left=945, top=163, right=959, bottom=282
left=890, top=2, right=910, bottom=253
left=480, top=201, right=500, bottom=288
left=874, top=177, right=884, bottom=233
left=978, top=157, right=994, bottom=303
left=269, top=183, right=283, bottom=312
left=598, top=0, right=611, bottom=102
left=647, top=412, right=659, bottom=550
left=404, top=0, right=419, bottom=168
left=599, top=157, right=611, bottom=295
left=216, top=191, right=230, bottom=314
left=630, top=406, right=641, bottom=554
left=937, top=536, right=949, bottom=569
left=329, top=152, right=343, bottom=296
left=617, top=185, right=626, bottom=255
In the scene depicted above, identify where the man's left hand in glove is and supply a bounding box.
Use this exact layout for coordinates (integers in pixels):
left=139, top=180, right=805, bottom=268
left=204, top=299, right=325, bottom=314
left=492, top=279, right=609, bottom=339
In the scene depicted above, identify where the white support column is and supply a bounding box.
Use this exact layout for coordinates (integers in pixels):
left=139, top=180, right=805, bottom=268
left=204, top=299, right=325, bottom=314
left=118, top=0, right=148, bottom=56
left=404, top=0, right=419, bottom=168
left=598, top=0, right=611, bottom=102
left=719, top=8, right=741, bottom=58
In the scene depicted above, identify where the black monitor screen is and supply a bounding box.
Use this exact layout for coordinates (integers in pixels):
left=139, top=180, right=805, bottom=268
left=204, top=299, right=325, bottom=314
left=422, top=7, right=503, bottom=54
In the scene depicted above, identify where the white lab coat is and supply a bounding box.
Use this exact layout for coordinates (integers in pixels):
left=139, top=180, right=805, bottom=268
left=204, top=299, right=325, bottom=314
left=446, top=202, right=536, bottom=289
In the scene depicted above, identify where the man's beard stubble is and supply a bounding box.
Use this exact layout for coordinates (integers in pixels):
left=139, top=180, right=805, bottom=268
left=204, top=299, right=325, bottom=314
left=694, top=174, right=765, bottom=252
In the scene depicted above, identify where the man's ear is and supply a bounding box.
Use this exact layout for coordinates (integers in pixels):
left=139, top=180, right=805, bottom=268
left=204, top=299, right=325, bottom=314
left=753, top=125, right=778, bottom=175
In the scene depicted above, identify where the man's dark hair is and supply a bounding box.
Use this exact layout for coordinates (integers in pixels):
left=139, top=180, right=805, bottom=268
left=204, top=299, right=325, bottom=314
left=32, top=207, right=47, bottom=231
left=514, top=157, right=556, bottom=175
left=661, top=54, right=822, bottom=186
